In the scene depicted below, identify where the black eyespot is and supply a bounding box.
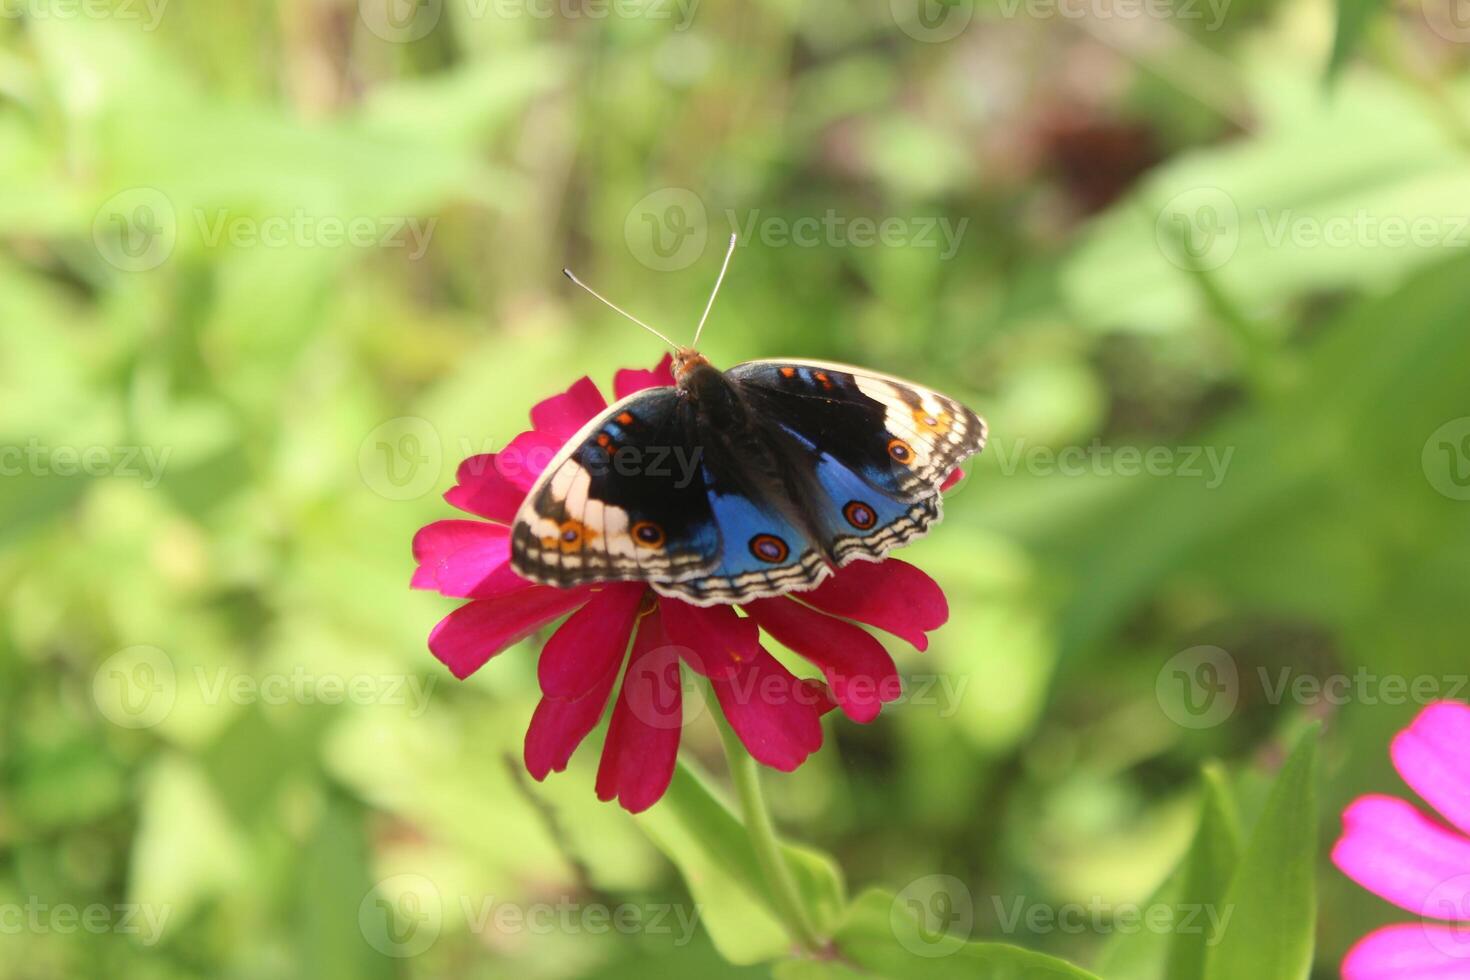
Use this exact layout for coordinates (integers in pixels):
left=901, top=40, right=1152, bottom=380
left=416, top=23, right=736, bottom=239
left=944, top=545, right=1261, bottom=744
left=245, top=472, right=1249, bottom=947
left=749, top=534, right=790, bottom=564
left=888, top=438, right=915, bottom=465
left=844, top=501, right=878, bottom=530
left=632, top=521, right=666, bottom=548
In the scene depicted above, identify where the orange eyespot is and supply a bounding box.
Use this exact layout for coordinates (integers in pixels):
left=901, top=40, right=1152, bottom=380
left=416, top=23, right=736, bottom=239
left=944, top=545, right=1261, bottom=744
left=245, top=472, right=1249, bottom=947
left=631, top=521, right=666, bottom=549
left=888, top=438, right=916, bottom=465
left=844, top=501, right=878, bottom=531
left=749, top=534, right=790, bottom=564
left=617, top=412, right=635, bottom=426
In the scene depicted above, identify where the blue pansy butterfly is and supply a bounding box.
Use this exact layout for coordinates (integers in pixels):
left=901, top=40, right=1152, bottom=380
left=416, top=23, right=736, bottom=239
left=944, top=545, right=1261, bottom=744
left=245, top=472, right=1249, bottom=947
left=510, top=237, right=988, bottom=607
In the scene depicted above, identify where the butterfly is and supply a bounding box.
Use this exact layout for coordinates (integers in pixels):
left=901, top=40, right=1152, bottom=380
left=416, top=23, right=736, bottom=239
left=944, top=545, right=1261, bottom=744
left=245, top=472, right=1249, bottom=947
left=509, top=238, right=987, bottom=606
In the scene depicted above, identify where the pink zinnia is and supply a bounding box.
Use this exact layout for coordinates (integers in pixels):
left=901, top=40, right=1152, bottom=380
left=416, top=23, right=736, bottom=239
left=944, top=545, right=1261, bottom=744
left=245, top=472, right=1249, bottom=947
left=411, top=355, right=952, bottom=813
left=1333, top=701, right=1470, bottom=978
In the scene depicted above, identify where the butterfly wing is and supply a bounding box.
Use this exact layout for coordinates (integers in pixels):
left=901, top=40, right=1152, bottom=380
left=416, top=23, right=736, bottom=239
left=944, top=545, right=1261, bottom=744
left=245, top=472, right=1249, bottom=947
left=727, top=359, right=987, bottom=564
left=508, top=386, right=827, bottom=603
left=510, top=388, right=721, bottom=589
left=727, top=359, right=987, bottom=500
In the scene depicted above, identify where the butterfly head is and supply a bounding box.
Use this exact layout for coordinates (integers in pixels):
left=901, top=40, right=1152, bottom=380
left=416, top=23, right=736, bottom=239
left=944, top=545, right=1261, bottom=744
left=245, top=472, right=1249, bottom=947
left=672, top=348, right=712, bottom=382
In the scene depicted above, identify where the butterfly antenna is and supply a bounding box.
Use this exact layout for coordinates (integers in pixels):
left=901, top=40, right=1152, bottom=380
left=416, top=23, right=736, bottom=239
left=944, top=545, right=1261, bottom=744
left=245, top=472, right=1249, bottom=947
left=691, top=233, right=738, bottom=349
left=562, top=268, right=680, bottom=350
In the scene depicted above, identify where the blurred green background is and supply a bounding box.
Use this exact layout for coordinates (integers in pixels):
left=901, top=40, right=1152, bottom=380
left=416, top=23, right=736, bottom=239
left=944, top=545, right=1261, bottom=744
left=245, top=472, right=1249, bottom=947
left=4, top=0, right=1470, bottom=976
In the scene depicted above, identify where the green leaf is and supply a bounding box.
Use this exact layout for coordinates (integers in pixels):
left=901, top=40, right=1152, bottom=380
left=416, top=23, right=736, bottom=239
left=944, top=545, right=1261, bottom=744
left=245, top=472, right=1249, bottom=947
left=779, top=889, right=1100, bottom=980
left=1328, top=0, right=1387, bottom=81
left=1098, top=765, right=1242, bottom=980
left=1202, top=728, right=1320, bottom=980
left=637, top=762, right=846, bottom=965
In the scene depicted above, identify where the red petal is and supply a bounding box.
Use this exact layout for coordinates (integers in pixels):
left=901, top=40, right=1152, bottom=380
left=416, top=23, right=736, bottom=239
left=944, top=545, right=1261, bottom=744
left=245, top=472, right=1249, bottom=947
left=941, top=469, right=963, bottom=492
left=410, top=520, right=532, bottom=599
left=710, top=647, right=825, bottom=771
left=596, top=608, right=684, bottom=813
left=428, top=588, right=589, bottom=680
left=661, top=599, right=758, bottom=679
left=744, top=598, right=901, bottom=724
left=614, top=354, right=677, bottom=399
left=1332, top=794, right=1470, bottom=918
left=537, top=585, right=646, bottom=699
left=1342, top=923, right=1470, bottom=979
left=531, top=376, right=607, bottom=443
left=495, top=431, right=564, bottom=492
left=524, top=670, right=621, bottom=781
left=443, top=454, right=526, bottom=524
left=802, top=559, right=948, bottom=651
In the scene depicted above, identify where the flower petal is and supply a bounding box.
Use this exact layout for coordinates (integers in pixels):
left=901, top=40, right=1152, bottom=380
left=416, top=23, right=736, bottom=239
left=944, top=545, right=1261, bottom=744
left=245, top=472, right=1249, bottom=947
left=495, top=430, right=564, bottom=491
left=537, top=585, right=646, bottom=699
left=531, top=376, right=607, bottom=444
left=941, top=469, right=963, bottom=492
left=614, top=354, right=676, bottom=399
left=524, top=671, right=621, bottom=781
left=410, top=520, right=531, bottom=599
left=661, top=599, right=757, bottom=679
left=443, top=454, right=526, bottom=524
left=428, top=588, right=589, bottom=680
left=744, top=597, right=901, bottom=724
left=1343, top=923, right=1470, bottom=979
left=596, top=608, right=683, bottom=813
left=710, top=646, right=825, bottom=771
left=1394, top=702, right=1470, bottom=837
left=1333, top=795, right=1470, bottom=918
left=801, top=559, right=948, bottom=651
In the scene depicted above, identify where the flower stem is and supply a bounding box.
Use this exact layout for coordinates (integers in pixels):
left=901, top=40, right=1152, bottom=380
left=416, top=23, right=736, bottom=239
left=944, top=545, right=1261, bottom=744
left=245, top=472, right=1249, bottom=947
left=710, top=698, right=824, bottom=956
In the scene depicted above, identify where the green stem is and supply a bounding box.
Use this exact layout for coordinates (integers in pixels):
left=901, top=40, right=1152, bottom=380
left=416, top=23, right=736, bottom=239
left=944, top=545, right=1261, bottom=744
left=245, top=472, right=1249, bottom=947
left=710, top=696, right=824, bottom=955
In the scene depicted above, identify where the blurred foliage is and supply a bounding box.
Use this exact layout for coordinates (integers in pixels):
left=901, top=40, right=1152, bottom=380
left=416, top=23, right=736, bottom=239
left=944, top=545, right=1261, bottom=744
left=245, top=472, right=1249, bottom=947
left=3, top=0, right=1470, bottom=977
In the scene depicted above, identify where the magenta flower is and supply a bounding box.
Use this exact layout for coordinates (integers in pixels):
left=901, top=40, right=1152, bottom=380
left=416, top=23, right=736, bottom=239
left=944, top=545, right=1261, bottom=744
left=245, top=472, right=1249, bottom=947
left=411, top=356, right=951, bottom=813
left=1333, top=701, right=1470, bottom=978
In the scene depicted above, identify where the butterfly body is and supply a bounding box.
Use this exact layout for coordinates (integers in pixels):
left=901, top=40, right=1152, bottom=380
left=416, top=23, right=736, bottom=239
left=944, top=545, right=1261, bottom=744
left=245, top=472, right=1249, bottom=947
left=510, top=351, right=986, bottom=606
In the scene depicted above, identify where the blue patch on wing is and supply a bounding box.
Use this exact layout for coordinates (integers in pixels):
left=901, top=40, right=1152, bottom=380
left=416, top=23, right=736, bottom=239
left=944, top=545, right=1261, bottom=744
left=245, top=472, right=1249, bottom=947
left=702, top=473, right=811, bottom=577
left=812, top=453, right=911, bottom=535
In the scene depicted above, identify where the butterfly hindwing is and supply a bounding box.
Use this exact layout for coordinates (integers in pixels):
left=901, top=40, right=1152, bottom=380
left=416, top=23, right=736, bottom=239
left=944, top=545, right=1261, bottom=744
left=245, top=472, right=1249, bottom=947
left=726, top=359, right=987, bottom=502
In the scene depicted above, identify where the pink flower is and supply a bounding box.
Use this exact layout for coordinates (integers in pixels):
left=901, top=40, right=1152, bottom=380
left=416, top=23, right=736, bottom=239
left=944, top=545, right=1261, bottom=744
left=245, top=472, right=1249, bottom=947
left=1333, top=702, right=1470, bottom=978
left=410, top=356, right=952, bottom=813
